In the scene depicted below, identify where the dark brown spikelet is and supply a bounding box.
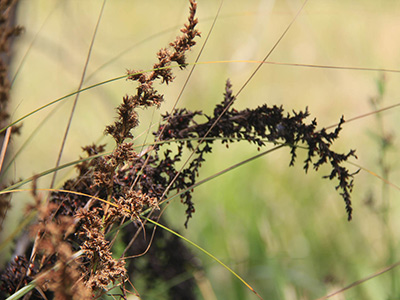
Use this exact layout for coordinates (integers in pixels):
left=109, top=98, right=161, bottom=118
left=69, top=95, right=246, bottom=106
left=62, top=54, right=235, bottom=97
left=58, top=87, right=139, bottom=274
left=75, top=208, right=126, bottom=291
left=0, top=255, right=37, bottom=298
left=168, top=0, right=200, bottom=67
left=125, top=0, right=200, bottom=110
left=108, top=189, right=159, bottom=221
left=101, top=0, right=201, bottom=200
left=154, top=79, right=358, bottom=224
left=105, top=95, right=139, bottom=144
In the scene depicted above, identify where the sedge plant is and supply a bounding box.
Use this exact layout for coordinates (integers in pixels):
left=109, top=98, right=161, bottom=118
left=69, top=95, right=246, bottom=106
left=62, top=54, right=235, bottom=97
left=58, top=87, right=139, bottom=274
left=1, top=1, right=400, bottom=299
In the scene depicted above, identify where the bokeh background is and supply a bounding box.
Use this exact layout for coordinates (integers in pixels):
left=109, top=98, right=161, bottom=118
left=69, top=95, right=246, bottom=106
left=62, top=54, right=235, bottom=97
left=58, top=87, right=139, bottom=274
left=3, top=0, right=400, bottom=299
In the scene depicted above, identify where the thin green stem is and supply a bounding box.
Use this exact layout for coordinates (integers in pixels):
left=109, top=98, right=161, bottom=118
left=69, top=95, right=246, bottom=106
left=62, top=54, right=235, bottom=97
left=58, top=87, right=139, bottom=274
left=144, top=217, right=263, bottom=300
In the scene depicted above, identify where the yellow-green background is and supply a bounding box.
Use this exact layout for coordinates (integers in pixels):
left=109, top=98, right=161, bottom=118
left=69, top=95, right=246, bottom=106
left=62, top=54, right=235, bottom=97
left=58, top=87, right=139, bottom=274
left=3, top=0, right=400, bottom=299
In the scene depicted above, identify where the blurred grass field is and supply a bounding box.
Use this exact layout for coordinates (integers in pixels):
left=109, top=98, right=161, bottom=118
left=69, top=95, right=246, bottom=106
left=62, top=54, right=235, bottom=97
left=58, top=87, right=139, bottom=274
left=3, top=0, right=400, bottom=299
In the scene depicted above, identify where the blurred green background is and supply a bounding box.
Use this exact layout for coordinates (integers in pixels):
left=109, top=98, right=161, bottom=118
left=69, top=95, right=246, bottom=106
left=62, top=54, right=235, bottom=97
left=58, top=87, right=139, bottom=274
left=3, top=0, right=400, bottom=299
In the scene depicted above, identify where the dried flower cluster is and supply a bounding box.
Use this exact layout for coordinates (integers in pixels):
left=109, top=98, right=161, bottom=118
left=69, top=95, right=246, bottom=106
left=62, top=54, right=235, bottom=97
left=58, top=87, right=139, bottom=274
left=75, top=208, right=126, bottom=292
left=152, top=79, right=357, bottom=224
left=32, top=209, right=91, bottom=300
left=0, top=187, right=92, bottom=299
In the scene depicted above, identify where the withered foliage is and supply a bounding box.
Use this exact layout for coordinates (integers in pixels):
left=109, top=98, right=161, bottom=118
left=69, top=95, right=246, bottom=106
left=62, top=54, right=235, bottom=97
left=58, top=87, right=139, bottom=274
left=1, top=0, right=358, bottom=299
left=0, top=0, right=23, bottom=232
left=0, top=0, right=23, bottom=119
